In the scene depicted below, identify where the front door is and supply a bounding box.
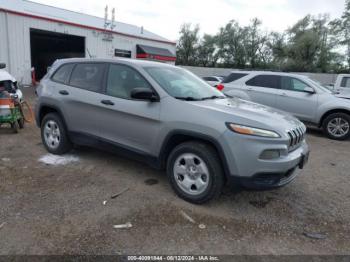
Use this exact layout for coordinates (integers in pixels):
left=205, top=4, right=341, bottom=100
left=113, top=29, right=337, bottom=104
left=275, top=76, right=318, bottom=122
left=98, top=63, right=161, bottom=155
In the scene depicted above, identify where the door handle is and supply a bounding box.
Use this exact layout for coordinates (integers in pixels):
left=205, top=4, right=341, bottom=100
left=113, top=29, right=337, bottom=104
left=59, top=90, right=69, bottom=95
left=247, top=87, right=253, bottom=91
left=279, top=92, right=287, bottom=97
left=101, top=100, right=114, bottom=106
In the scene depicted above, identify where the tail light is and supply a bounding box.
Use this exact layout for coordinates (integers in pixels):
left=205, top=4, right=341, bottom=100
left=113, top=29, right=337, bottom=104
left=216, top=84, right=224, bottom=91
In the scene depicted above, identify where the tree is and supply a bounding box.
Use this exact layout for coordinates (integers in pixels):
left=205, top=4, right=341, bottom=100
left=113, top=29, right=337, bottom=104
left=244, top=18, right=269, bottom=68
left=267, top=32, right=287, bottom=69
left=176, top=24, right=200, bottom=66
left=175, top=0, right=349, bottom=73
left=341, top=0, right=350, bottom=69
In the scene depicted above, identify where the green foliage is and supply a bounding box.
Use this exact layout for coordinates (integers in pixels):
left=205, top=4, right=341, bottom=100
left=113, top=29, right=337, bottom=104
left=176, top=1, right=350, bottom=73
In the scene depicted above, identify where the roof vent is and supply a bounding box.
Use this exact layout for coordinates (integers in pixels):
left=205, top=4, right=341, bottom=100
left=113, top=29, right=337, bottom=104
left=141, top=26, right=144, bottom=34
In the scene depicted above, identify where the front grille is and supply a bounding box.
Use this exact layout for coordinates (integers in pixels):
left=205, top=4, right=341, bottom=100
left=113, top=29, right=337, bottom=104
left=287, top=125, right=306, bottom=151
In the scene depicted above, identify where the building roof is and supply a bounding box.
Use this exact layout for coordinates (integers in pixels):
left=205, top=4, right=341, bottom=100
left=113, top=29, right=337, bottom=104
left=0, top=0, right=175, bottom=45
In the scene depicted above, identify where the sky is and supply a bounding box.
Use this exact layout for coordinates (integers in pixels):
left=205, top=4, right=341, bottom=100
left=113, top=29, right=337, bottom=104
left=31, top=0, right=346, bottom=41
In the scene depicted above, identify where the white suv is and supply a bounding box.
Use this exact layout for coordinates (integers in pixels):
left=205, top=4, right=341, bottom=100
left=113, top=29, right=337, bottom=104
left=221, top=71, right=350, bottom=140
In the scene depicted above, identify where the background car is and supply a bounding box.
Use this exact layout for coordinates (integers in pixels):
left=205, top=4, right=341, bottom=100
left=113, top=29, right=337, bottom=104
left=330, top=74, right=350, bottom=94
left=0, top=63, right=23, bottom=101
left=220, top=71, right=350, bottom=140
left=202, top=76, right=224, bottom=87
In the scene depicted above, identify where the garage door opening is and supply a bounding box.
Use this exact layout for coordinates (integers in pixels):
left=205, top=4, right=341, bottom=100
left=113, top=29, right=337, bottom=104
left=30, top=29, right=85, bottom=80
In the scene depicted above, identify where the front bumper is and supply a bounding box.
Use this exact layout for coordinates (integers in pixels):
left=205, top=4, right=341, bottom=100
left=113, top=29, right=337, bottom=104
left=219, top=130, right=310, bottom=189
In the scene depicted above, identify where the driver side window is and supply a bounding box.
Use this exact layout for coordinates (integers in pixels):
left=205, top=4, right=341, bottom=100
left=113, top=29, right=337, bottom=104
left=106, top=64, right=152, bottom=99
left=281, top=76, right=310, bottom=92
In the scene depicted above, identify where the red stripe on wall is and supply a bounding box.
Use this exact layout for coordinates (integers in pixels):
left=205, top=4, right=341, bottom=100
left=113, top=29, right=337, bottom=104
left=0, top=8, right=176, bottom=46
left=136, top=53, right=176, bottom=61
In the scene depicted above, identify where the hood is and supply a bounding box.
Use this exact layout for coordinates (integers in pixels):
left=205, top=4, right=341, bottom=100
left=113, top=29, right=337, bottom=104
left=334, top=92, right=350, bottom=100
left=191, top=98, right=302, bottom=132
left=0, top=69, right=16, bottom=82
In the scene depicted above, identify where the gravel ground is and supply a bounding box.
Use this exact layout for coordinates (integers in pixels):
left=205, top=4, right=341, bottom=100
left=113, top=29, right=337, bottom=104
left=0, top=88, right=349, bottom=255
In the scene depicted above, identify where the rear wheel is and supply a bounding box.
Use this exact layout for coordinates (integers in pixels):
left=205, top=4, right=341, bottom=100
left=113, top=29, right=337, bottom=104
left=322, top=113, right=350, bottom=140
left=41, top=113, right=72, bottom=154
left=166, top=141, right=224, bottom=204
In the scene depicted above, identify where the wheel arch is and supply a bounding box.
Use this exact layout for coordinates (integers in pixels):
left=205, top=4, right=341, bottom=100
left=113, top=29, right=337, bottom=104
left=38, top=104, right=68, bottom=128
left=319, top=108, right=350, bottom=127
left=159, top=130, right=230, bottom=180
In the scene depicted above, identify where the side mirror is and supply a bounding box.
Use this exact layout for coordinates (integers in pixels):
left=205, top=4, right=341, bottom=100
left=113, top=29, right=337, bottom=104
left=304, top=87, right=315, bottom=94
left=131, top=88, right=158, bottom=102
left=0, top=63, right=6, bottom=69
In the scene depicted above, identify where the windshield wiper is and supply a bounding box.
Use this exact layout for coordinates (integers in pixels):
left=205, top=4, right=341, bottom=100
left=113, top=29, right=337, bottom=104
left=201, top=95, right=226, bottom=100
left=175, top=96, right=200, bottom=101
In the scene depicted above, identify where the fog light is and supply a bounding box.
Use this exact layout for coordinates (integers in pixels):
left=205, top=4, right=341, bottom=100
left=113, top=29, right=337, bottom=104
left=260, top=150, right=280, bottom=160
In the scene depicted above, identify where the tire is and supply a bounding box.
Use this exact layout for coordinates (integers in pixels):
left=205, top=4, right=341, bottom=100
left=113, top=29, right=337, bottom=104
left=41, top=113, right=73, bottom=154
left=322, top=113, right=350, bottom=140
left=11, top=121, right=19, bottom=134
left=166, top=141, right=224, bottom=204
left=18, top=118, right=25, bottom=129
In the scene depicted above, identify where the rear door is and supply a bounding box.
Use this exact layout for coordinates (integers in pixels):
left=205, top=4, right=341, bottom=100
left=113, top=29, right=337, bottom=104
left=275, top=76, right=318, bottom=122
left=98, top=63, right=161, bottom=155
left=244, top=75, right=280, bottom=107
left=54, top=62, right=107, bottom=138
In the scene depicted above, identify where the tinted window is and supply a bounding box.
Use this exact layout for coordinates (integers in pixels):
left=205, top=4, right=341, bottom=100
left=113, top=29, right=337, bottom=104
left=341, top=77, right=350, bottom=88
left=246, top=75, right=280, bottom=89
left=52, top=64, right=74, bottom=84
left=203, top=77, right=217, bottom=81
left=106, top=64, right=152, bottom=99
left=222, top=73, right=248, bottom=83
left=69, top=63, right=105, bottom=92
left=281, top=76, right=310, bottom=92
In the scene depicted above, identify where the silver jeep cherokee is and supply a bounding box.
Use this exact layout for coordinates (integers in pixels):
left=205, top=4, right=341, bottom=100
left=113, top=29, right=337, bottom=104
left=35, top=58, right=309, bottom=204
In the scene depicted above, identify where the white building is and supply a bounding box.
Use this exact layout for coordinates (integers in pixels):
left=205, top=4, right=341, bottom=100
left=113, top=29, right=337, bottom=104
left=0, top=0, right=176, bottom=85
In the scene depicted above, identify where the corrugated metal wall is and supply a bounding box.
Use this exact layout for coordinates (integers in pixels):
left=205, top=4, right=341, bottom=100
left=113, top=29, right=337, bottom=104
left=0, top=10, right=176, bottom=85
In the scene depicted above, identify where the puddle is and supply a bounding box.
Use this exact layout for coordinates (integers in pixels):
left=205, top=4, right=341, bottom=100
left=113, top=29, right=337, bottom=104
left=144, top=178, right=158, bottom=186
left=249, top=197, right=274, bottom=208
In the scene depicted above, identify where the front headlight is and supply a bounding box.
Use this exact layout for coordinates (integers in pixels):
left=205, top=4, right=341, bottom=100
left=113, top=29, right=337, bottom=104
left=226, top=123, right=280, bottom=138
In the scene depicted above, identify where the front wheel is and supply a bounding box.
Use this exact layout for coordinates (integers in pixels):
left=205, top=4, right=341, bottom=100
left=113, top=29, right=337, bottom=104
left=322, top=113, right=350, bottom=140
left=166, top=141, right=224, bottom=204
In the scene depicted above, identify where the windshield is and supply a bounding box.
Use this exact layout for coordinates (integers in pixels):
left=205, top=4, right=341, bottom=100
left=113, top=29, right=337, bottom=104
left=144, top=66, right=226, bottom=101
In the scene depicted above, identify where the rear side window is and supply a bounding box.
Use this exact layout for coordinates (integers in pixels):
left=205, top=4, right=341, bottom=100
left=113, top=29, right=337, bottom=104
left=246, top=75, right=280, bottom=89
left=341, top=77, right=350, bottom=88
left=222, top=73, right=248, bottom=83
left=69, top=63, right=105, bottom=92
left=52, top=64, right=74, bottom=84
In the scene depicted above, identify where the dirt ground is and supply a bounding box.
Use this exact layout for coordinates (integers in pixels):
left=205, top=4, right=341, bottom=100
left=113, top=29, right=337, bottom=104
left=0, top=87, right=349, bottom=255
